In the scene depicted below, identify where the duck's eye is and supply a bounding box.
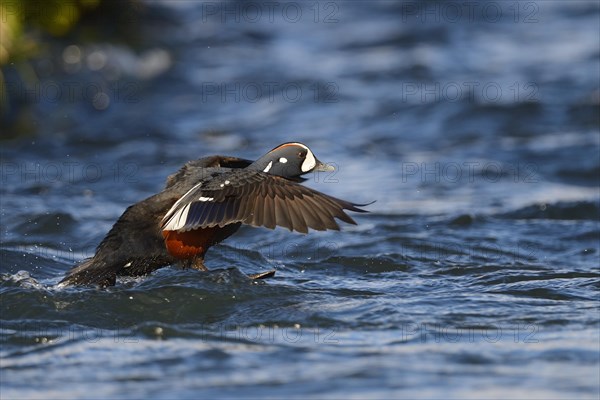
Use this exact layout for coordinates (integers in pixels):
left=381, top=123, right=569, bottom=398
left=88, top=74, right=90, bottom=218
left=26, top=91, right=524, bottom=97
left=298, top=151, right=307, bottom=158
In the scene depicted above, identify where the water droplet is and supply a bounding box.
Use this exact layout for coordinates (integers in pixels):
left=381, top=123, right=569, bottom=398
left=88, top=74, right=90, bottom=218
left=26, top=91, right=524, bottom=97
left=63, top=45, right=81, bottom=64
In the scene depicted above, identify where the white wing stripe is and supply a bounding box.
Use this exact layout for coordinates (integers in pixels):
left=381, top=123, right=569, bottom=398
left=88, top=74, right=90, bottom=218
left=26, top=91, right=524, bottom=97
left=160, top=182, right=202, bottom=225
left=163, top=202, right=191, bottom=231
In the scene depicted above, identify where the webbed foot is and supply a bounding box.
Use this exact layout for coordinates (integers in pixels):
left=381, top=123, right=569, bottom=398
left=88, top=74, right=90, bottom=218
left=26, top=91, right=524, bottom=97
left=247, top=270, right=276, bottom=280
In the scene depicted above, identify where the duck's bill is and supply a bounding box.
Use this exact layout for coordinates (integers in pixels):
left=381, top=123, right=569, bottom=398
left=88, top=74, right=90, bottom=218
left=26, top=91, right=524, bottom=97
left=313, top=159, right=335, bottom=172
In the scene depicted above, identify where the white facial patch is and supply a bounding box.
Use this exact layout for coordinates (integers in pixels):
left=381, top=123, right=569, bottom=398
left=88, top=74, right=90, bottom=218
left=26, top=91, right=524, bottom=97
left=301, top=148, right=316, bottom=172
left=279, top=157, right=287, bottom=163
left=263, top=161, right=273, bottom=173
left=198, top=196, right=214, bottom=202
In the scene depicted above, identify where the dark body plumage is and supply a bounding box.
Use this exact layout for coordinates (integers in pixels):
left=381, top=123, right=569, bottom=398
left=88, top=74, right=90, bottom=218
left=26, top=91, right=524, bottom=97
left=60, top=144, right=369, bottom=287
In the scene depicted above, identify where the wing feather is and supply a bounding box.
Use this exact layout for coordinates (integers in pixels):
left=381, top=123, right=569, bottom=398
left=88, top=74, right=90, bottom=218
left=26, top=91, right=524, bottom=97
left=262, top=193, right=276, bottom=229
left=285, top=198, right=308, bottom=233
left=292, top=197, right=327, bottom=231
left=274, top=196, right=293, bottom=231
left=160, top=169, right=370, bottom=233
left=302, top=195, right=339, bottom=230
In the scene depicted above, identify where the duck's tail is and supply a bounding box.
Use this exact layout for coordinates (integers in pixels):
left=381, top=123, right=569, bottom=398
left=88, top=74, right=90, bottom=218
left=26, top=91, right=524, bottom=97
left=58, top=258, right=117, bottom=288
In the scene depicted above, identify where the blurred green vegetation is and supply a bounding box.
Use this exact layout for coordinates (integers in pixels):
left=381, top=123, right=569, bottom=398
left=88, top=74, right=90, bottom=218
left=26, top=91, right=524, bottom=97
left=1, top=0, right=104, bottom=65
left=1, top=0, right=146, bottom=137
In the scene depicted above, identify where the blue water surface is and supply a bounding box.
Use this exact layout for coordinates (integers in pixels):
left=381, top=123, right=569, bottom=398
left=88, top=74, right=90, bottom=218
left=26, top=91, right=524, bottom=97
left=1, top=1, right=599, bottom=399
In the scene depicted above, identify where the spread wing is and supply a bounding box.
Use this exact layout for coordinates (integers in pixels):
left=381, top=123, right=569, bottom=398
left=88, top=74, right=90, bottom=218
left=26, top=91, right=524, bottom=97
left=160, top=169, right=369, bottom=234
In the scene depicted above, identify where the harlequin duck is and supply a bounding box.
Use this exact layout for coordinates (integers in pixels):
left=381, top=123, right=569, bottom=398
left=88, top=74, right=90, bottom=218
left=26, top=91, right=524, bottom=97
left=60, top=143, right=370, bottom=287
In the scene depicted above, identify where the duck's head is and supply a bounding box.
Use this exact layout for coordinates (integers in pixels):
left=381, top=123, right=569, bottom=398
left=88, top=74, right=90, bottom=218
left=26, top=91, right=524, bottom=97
left=249, top=142, right=334, bottom=179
